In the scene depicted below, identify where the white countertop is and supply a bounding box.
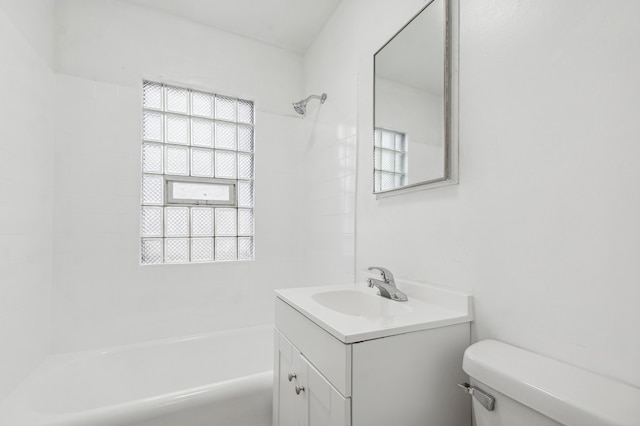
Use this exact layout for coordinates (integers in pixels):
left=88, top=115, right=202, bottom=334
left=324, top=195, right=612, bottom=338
left=275, top=280, right=473, bottom=343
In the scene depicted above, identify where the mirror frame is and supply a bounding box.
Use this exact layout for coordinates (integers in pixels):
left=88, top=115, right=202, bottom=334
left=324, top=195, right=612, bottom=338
left=373, top=0, right=458, bottom=198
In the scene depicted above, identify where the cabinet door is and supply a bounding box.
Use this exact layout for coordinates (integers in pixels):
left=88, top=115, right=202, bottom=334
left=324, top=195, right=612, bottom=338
left=275, top=331, right=350, bottom=426
left=276, top=333, right=299, bottom=426
left=301, top=355, right=350, bottom=426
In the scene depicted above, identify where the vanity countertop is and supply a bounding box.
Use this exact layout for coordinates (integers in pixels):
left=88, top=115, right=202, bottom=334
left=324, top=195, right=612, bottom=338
left=275, top=279, right=473, bottom=344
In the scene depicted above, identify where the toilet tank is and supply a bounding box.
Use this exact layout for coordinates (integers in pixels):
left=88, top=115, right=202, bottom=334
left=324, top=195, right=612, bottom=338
left=462, top=340, right=640, bottom=426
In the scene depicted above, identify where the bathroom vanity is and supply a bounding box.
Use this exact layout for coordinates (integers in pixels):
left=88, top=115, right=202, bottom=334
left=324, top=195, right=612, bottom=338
left=273, top=281, right=473, bottom=426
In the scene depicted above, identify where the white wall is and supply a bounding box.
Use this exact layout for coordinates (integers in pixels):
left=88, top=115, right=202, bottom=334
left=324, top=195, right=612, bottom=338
left=454, top=0, right=640, bottom=387
left=3, top=0, right=638, bottom=402
left=52, top=0, right=308, bottom=352
left=307, top=0, right=640, bottom=388
left=0, top=0, right=55, bottom=401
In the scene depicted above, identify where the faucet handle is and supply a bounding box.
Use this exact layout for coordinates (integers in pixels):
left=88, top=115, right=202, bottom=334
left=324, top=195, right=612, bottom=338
left=367, top=266, right=395, bottom=283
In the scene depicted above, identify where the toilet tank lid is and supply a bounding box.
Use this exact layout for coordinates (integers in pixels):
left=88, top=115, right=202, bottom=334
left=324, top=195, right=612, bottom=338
left=463, top=340, right=640, bottom=426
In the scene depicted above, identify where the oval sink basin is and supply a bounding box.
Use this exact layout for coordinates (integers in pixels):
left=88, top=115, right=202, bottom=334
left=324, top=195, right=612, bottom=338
left=311, top=290, right=412, bottom=317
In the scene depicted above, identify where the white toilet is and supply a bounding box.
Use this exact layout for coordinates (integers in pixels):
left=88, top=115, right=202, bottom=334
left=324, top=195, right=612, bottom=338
left=462, top=340, right=640, bottom=426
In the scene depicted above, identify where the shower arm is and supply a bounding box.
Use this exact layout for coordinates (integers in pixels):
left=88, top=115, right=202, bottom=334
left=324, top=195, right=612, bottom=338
left=303, top=94, right=327, bottom=104
left=292, top=93, right=327, bottom=115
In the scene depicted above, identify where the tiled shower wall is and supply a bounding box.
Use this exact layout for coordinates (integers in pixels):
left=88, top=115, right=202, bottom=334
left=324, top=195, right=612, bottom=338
left=52, top=0, right=308, bottom=352
left=0, top=0, right=55, bottom=401
left=299, top=3, right=360, bottom=287
left=299, top=0, right=437, bottom=288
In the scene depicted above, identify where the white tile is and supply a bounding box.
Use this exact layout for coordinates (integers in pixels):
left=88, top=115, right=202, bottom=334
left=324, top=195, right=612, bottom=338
left=50, top=24, right=307, bottom=350
left=0, top=4, right=54, bottom=401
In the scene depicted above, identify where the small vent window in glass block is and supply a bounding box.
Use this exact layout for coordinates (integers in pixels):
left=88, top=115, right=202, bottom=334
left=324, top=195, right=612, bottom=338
left=167, top=179, right=235, bottom=205
left=373, top=127, right=407, bottom=192
left=140, top=81, right=255, bottom=264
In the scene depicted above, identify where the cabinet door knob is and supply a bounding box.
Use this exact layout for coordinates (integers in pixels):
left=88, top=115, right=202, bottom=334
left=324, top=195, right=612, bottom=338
left=288, top=373, right=297, bottom=382
left=295, top=385, right=305, bottom=395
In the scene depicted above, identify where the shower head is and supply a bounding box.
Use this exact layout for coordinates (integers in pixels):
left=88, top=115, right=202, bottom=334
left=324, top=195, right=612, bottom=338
left=293, top=102, right=306, bottom=115
left=292, top=93, right=327, bottom=115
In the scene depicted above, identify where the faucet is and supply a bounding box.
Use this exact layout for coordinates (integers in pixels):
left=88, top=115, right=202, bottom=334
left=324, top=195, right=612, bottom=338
left=366, top=267, right=408, bottom=302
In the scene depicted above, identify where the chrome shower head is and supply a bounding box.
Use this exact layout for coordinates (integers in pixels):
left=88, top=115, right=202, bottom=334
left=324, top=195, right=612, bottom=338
left=292, top=93, right=327, bottom=115
left=293, top=101, right=307, bottom=115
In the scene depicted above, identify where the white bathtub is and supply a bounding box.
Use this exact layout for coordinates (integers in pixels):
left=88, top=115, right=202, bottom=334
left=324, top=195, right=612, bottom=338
left=0, top=325, right=273, bottom=426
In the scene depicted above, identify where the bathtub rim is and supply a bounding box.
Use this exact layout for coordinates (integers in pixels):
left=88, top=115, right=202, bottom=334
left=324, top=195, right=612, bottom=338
left=54, top=323, right=275, bottom=359
left=0, top=324, right=275, bottom=426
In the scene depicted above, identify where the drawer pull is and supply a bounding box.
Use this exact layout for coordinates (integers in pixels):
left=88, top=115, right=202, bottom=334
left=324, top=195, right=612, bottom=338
left=295, top=385, right=305, bottom=395
left=288, top=373, right=297, bottom=382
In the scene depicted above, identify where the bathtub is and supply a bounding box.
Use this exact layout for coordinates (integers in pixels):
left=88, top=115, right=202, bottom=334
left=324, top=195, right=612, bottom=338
left=0, top=325, right=273, bottom=426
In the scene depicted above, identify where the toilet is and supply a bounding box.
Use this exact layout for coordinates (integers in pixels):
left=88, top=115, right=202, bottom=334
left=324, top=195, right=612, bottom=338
left=462, top=340, right=640, bottom=426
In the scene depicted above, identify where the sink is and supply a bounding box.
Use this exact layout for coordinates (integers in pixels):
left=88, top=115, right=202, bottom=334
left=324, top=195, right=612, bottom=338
left=311, top=290, right=411, bottom=317
left=275, top=282, right=473, bottom=343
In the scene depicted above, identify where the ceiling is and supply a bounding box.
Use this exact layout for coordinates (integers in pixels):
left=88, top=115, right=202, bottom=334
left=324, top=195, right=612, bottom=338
left=126, top=0, right=342, bottom=53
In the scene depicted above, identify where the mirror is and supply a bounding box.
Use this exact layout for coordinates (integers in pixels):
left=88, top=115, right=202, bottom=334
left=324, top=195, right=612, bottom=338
left=374, top=0, right=457, bottom=196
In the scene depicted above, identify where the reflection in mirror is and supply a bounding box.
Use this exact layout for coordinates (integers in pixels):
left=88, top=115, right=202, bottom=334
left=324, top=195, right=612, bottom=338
left=374, top=0, right=454, bottom=195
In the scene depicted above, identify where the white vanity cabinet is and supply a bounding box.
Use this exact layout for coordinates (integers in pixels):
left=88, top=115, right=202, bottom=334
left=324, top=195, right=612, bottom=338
left=273, top=294, right=472, bottom=426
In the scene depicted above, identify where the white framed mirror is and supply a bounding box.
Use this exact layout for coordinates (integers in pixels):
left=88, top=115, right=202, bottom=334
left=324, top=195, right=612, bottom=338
left=373, top=0, right=458, bottom=197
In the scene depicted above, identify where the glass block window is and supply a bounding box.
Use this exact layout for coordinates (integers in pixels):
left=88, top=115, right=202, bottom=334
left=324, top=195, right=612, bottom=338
left=140, top=81, right=255, bottom=264
left=374, top=127, right=407, bottom=191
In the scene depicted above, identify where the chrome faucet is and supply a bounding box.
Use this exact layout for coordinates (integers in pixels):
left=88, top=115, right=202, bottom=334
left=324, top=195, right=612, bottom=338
left=366, top=267, right=408, bottom=302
